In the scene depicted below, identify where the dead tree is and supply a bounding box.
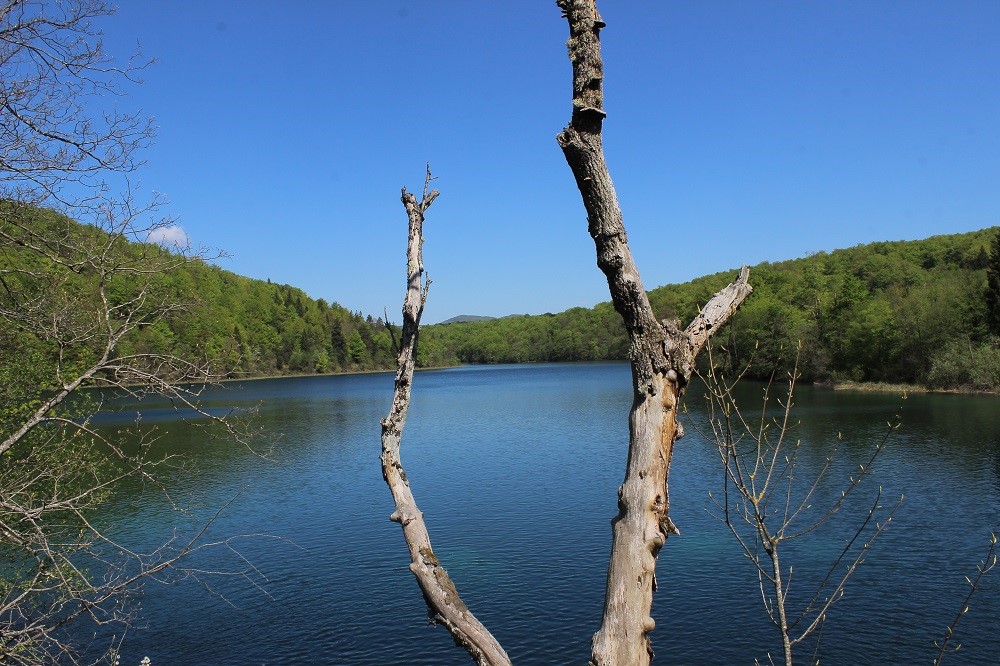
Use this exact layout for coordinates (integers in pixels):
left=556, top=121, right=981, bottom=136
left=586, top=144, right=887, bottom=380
left=381, top=3, right=751, bottom=663
left=380, top=168, right=512, bottom=666
left=555, top=2, right=752, bottom=664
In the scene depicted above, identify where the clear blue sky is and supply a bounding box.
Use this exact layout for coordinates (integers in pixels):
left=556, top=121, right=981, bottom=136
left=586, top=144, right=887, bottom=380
left=101, top=1, right=1000, bottom=324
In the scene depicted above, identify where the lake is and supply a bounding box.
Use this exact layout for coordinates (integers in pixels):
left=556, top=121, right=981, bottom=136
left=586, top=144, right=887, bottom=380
left=93, top=362, right=999, bottom=664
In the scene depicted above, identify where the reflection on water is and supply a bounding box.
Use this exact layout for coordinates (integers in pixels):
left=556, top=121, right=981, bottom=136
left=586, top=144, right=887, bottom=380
left=88, top=364, right=998, bottom=665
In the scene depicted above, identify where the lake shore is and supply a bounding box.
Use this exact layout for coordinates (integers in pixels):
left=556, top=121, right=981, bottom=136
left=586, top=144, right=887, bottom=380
left=220, top=362, right=462, bottom=384
left=824, top=380, right=927, bottom=394
left=223, top=363, right=1000, bottom=396
left=826, top=379, right=998, bottom=395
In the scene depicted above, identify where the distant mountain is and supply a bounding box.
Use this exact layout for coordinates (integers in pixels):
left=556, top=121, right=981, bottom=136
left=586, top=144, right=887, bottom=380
left=437, top=315, right=497, bottom=325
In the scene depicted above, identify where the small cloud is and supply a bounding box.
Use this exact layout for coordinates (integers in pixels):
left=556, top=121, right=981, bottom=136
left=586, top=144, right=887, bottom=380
left=146, top=225, right=190, bottom=248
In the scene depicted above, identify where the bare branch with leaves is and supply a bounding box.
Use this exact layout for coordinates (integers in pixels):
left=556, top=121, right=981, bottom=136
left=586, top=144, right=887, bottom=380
left=0, top=3, right=260, bottom=662
left=933, top=532, right=998, bottom=665
left=701, top=346, right=903, bottom=666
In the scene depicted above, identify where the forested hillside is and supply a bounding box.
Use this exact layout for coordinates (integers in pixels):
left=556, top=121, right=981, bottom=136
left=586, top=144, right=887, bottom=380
left=419, top=227, right=1000, bottom=390
left=2, top=208, right=397, bottom=381
left=9, top=208, right=999, bottom=389
left=129, top=261, right=398, bottom=375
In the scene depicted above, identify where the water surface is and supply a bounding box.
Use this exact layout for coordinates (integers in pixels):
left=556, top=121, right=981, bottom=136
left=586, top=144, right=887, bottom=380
left=97, top=363, right=999, bottom=664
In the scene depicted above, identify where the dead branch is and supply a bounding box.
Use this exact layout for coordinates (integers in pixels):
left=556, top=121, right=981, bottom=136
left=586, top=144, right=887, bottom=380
left=380, top=167, right=510, bottom=666
left=555, top=2, right=751, bottom=663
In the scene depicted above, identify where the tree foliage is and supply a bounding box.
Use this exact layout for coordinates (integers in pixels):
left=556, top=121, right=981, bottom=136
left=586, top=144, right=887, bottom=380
left=2, top=210, right=401, bottom=387
left=0, top=2, right=257, bottom=661
left=985, top=229, right=1000, bottom=337
left=11, top=214, right=993, bottom=393
left=421, top=227, right=999, bottom=390
left=11, top=215, right=994, bottom=394
left=129, top=258, right=399, bottom=376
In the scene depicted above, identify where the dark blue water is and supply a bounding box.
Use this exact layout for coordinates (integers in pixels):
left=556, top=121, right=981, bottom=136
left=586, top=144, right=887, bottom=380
left=95, top=363, right=999, bottom=664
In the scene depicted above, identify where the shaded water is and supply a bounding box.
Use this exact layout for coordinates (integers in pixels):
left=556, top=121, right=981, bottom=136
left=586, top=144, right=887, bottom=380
left=93, top=363, right=998, bottom=664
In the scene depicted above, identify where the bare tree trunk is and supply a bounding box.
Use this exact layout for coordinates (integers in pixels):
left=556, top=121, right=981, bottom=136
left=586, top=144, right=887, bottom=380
left=554, top=2, right=753, bottom=663
left=380, top=168, right=512, bottom=666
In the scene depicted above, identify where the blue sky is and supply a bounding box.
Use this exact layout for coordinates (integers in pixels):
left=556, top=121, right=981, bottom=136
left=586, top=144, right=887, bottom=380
left=101, top=1, right=1000, bottom=323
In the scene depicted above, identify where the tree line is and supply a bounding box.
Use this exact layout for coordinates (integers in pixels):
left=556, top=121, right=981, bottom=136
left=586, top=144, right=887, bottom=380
left=124, top=260, right=400, bottom=376
left=420, top=226, right=1000, bottom=391
left=10, top=207, right=999, bottom=391
left=2, top=207, right=401, bottom=381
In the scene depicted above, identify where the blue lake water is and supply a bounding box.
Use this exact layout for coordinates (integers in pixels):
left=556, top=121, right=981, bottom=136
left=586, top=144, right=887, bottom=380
left=95, top=362, right=999, bottom=664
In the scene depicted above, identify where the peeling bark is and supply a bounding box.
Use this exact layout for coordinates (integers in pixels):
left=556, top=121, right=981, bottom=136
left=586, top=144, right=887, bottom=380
left=380, top=168, right=512, bottom=666
left=554, top=2, right=753, bottom=664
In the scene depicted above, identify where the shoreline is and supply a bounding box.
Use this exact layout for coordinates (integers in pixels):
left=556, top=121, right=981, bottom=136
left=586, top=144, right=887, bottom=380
left=92, top=360, right=997, bottom=395
left=219, top=363, right=459, bottom=384
left=824, top=380, right=927, bottom=394
left=226, top=364, right=1000, bottom=396
left=825, top=379, right=997, bottom=396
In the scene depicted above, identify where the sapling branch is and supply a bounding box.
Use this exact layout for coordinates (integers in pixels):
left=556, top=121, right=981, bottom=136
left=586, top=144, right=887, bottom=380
left=933, top=533, right=999, bottom=665
left=703, top=347, right=902, bottom=665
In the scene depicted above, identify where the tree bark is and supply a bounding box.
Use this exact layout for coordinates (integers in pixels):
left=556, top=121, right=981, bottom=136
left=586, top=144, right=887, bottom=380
left=380, top=169, right=512, bottom=666
left=554, top=2, right=753, bottom=664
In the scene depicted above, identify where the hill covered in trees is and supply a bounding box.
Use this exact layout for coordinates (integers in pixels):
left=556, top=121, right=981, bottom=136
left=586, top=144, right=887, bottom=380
left=418, top=227, right=1000, bottom=390
left=133, top=262, right=398, bottom=376
left=1, top=207, right=399, bottom=381
left=8, top=208, right=999, bottom=390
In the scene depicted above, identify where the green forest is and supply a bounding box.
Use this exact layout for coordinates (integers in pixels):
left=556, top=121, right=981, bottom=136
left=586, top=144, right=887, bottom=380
left=418, top=226, right=1000, bottom=390
left=7, top=207, right=1000, bottom=391
left=0, top=207, right=398, bottom=388
left=131, top=262, right=400, bottom=375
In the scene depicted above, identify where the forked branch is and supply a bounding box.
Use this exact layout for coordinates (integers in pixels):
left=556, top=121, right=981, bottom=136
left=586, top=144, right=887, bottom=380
left=555, top=2, right=752, bottom=664
left=379, top=167, right=511, bottom=666
left=703, top=352, right=903, bottom=665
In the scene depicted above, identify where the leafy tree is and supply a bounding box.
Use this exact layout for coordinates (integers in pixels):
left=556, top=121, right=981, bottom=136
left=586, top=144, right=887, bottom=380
left=347, top=328, right=369, bottom=365
left=0, top=3, right=246, bottom=662
left=985, top=229, right=1000, bottom=336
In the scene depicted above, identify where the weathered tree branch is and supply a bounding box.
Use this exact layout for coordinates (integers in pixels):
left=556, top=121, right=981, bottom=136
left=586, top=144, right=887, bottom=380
left=555, top=2, right=752, bottom=663
left=380, top=167, right=511, bottom=666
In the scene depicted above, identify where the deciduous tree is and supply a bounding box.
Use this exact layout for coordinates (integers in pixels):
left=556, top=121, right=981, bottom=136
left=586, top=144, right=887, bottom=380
left=985, top=229, right=1000, bottom=336
left=0, top=2, right=246, bottom=662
